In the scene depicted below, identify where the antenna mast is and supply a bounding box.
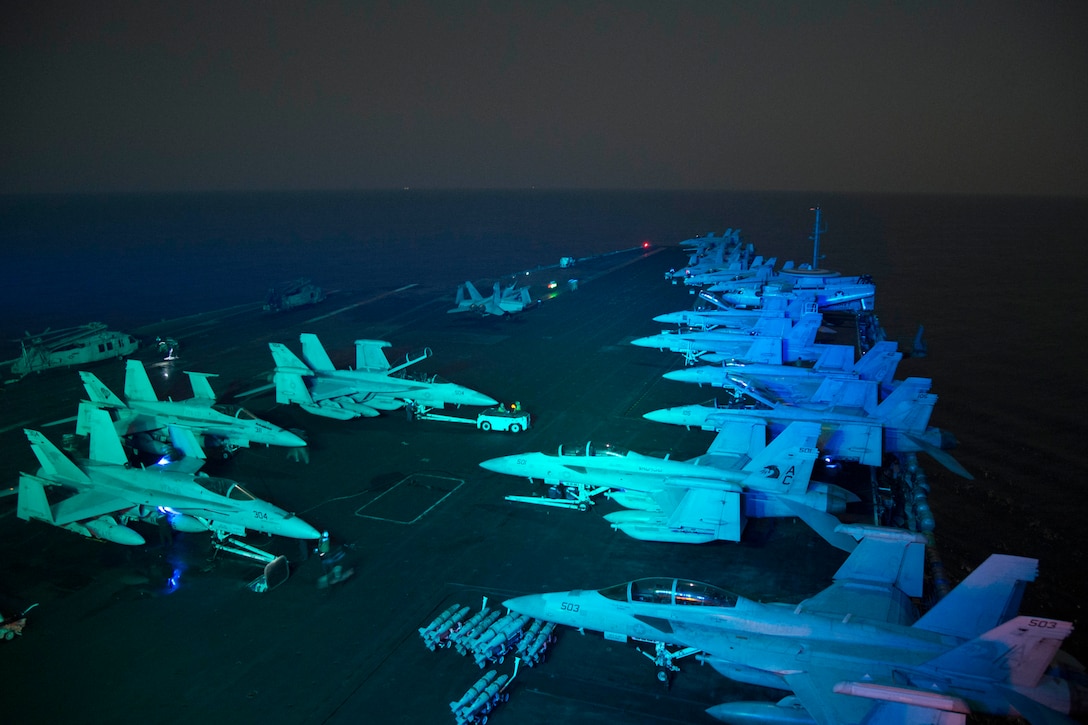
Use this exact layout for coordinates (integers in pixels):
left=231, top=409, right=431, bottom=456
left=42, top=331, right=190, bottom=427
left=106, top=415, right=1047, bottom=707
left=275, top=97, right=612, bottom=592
left=809, top=206, right=826, bottom=269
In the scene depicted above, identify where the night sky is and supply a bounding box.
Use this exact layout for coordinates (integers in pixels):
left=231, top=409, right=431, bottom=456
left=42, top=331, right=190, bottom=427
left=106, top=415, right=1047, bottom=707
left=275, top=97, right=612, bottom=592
left=3, top=1, right=1086, bottom=196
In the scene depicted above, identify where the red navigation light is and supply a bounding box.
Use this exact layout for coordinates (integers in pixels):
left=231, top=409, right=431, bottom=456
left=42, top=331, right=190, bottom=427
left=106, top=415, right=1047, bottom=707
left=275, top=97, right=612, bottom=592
left=642, top=241, right=651, bottom=249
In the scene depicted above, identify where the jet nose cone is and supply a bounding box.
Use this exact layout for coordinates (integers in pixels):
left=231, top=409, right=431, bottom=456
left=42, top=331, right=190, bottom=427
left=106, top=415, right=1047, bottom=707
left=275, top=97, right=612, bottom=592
left=629, top=335, right=661, bottom=348
left=456, top=387, right=499, bottom=407
left=277, top=514, right=322, bottom=540
left=642, top=408, right=673, bottom=424
left=662, top=369, right=700, bottom=383
left=652, top=312, right=683, bottom=324
left=503, top=594, right=548, bottom=621
left=479, top=455, right=520, bottom=476
left=274, top=429, right=308, bottom=447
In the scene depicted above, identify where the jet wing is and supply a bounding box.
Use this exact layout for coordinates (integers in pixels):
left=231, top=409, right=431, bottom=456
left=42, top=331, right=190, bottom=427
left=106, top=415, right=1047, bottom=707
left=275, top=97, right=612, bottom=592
left=663, top=484, right=744, bottom=542
left=820, top=422, right=883, bottom=467
left=159, top=424, right=208, bottom=474
left=794, top=526, right=925, bottom=624
left=51, top=489, right=136, bottom=526
left=689, top=421, right=765, bottom=470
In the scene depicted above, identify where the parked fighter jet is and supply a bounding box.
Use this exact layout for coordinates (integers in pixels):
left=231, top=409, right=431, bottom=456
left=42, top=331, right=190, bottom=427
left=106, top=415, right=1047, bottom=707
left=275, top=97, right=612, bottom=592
left=631, top=312, right=825, bottom=366
left=504, top=525, right=1085, bottom=725
left=448, top=281, right=534, bottom=317
left=653, top=294, right=808, bottom=331
left=663, top=340, right=903, bottom=404
left=77, top=361, right=306, bottom=460
left=17, top=407, right=320, bottom=556
left=643, top=377, right=972, bottom=478
left=666, top=229, right=752, bottom=283
left=480, top=421, right=859, bottom=551
left=270, top=334, right=497, bottom=420
left=711, top=269, right=876, bottom=312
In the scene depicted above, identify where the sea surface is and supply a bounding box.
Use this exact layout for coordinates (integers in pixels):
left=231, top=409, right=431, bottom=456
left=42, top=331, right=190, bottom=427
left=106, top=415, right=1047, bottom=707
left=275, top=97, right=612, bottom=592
left=3, top=189, right=1087, bottom=643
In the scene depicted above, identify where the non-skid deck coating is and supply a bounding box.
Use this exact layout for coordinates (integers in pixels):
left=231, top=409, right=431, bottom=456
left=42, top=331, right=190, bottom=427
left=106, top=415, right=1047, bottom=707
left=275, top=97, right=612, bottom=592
left=1, top=247, right=889, bottom=724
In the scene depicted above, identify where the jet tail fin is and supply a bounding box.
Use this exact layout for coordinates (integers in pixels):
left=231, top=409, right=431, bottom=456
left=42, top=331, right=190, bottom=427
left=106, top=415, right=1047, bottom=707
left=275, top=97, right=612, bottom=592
left=300, top=333, right=337, bottom=372
left=751, top=316, right=792, bottom=338
left=914, top=554, right=1039, bottom=640
left=852, top=340, right=902, bottom=384
left=124, top=359, right=159, bottom=402
left=925, top=615, right=1073, bottom=689
left=742, top=336, right=783, bottom=365
left=86, top=406, right=130, bottom=466
left=185, top=372, right=219, bottom=401
left=23, top=430, right=90, bottom=484
left=874, top=377, right=935, bottom=433
left=270, top=342, right=311, bottom=373
left=79, top=371, right=126, bottom=407
left=354, top=339, right=393, bottom=372
left=17, top=473, right=57, bottom=524
left=811, top=345, right=854, bottom=374
left=740, top=421, right=820, bottom=496
left=785, top=312, right=822, bottom=349
left=465, top=281, right=485, bottom=303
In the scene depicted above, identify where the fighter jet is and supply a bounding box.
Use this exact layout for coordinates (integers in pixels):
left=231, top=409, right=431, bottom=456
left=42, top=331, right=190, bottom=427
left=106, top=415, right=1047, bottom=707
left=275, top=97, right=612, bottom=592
left=480, top=421, right=859, bottom=551
left=663, top=340, right=903, bottom=405
left=76, top=360, right=306, bottom=460
left=643, top=377, right=972, bottom=478
left=270, top=334, right=498, bottom=420
left=16, top=407, right=320, bottom=554
left=652, top=293, right=808, bottom=331
left=504, top=525, right=1085, bottom=725
left=711, top=269, right=876, bottom=312
left=666, top=229, right=754, bottom=283
left=448, top=281, right=534, bottom=317
left=631, top=312, right=825, bottom=366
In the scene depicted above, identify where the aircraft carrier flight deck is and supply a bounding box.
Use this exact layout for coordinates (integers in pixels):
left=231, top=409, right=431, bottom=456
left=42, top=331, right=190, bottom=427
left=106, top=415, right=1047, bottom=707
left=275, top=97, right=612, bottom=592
left=1, top=245, right=883, bottom=724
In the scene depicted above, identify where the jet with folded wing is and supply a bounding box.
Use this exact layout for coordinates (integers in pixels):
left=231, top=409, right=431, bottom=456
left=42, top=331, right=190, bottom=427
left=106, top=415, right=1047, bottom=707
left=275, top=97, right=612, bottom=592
left=505, top=525, right=1086, bottom=725
left=631, top=312, right=826, bottom=366
left=644, top=376, right=971, bottom=478
left=480, top=421, right=859, bottom=551
left=76, top=360, right=306, bottom=460
left=17, top=407, right=320, bottom=555
left=663, top=340, right=903, bottom=405
left=270, top=333, right=497, bottom=420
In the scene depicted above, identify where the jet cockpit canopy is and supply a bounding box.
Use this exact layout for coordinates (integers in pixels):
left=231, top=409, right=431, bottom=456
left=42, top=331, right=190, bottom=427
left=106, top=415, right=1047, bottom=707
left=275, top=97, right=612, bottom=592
left=557, top=442, right=629, bottom=458
left=599, top=577, right=738, bottom=608
left=211, top=404, right=259, bottom=421
left=197, top=477, right=256, bottom=501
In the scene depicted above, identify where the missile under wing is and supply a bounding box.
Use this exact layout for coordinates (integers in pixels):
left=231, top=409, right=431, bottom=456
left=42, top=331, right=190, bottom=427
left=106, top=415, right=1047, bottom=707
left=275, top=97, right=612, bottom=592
left=504, top=525, right=1086, bottom=725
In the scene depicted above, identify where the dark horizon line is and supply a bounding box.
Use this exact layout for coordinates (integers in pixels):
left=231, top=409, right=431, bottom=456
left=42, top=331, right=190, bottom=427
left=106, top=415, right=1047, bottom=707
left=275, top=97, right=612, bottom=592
left=2, top=186, right=1086, bottom=200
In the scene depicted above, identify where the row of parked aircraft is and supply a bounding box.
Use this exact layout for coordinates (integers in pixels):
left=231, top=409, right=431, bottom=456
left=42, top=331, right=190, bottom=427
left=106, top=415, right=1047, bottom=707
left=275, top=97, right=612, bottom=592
left=17, top=333, right=498, bottom=564
left=490, top=224, right=1084, bottom=724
